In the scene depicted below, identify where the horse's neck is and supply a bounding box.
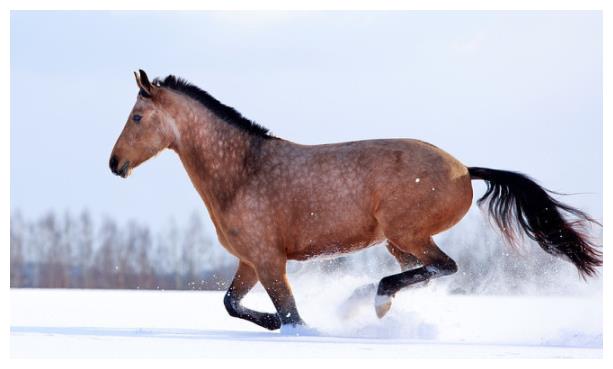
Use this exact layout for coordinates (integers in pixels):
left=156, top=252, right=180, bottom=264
left=171, top=102, right=262, bottom=212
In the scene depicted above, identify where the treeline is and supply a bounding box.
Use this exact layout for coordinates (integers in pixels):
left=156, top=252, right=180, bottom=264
left=10, top=210, right=236, bottom=290
left=10, top=209, right=601, bottom=294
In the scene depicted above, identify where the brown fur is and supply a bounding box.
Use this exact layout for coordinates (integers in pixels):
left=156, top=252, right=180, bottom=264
left=110, top=71, right=598, bottom=330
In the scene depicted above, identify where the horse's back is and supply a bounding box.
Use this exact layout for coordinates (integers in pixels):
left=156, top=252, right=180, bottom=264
left=295, top=138, right=469, bottom=186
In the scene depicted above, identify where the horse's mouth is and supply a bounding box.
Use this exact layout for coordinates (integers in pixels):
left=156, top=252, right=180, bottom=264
left=117, top=161, right=131, bottom=178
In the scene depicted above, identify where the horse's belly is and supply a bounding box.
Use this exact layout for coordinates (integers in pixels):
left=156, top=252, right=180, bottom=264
left=286, top=215, right=385, bottom=260
left=287, top=238, right=383, bottom=260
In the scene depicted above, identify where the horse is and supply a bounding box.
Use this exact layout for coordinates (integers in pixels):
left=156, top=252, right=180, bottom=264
left=109, top=70, right=602, bottom=331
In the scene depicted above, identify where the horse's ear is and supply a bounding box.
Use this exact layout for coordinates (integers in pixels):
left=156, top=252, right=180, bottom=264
left=134, top=69, right=153, bottom=98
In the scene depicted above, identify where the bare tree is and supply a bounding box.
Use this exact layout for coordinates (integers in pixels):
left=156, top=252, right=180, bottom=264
left=10, top=212, right=25, bottom=287
left=94, top=217, right=120, bottom=289
left=166, top=218, right=182, bottom=289
left=136, top=225, right=155, bottom=289
left=181, top=212, right=203, bottom=288
left=77, top=210, right=94, bottom=288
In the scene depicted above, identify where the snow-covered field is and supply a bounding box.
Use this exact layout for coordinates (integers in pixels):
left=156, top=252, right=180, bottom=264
left=10, top=282, right=602, bottom=358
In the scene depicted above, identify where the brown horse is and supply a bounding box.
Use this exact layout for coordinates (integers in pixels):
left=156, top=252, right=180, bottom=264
left=110, top=70, right=601, bottom=331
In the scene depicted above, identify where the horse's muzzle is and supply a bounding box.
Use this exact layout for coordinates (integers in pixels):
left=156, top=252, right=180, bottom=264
left=109, top=155, right=119, bottom=174
left=109, top=155, right=130, bottom=177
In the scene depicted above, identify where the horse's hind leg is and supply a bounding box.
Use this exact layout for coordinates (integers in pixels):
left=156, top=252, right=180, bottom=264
left=375, top=237, right=457, bottom=318
left=386, top=241, right=422, bottom=272
left=224, top=261, right=281, bottom=330
left=338, top=242, right=423, bottom=318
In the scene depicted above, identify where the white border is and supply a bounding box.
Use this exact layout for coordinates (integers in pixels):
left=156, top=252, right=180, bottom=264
left=1, top=0, right=608, bottom=11
left=2, top=1, right=608, bottom=368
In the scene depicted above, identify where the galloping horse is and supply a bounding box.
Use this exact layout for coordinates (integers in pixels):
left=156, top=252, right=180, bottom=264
left=110, top=70, right=601, bottom=331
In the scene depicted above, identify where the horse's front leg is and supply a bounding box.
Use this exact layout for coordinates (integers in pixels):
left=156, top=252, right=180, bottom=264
left=224, top=261, right=281, bottom=330
left=255, top=257, right=305, bottom=329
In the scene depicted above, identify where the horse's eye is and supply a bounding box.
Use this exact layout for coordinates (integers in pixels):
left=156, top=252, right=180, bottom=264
left=132, top=114, right=142, bottom=123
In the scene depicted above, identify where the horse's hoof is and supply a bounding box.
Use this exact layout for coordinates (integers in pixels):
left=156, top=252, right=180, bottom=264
left=375, top=293, right=393, bottom=318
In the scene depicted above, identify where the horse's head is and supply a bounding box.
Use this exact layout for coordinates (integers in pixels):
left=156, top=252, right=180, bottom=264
left=109, top=70, right=177, bottom=178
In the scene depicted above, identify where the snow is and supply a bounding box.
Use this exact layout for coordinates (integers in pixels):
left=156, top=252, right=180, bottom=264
left=10, top=283, right=602, bottom=358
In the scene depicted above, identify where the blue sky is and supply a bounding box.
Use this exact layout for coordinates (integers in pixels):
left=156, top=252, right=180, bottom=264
left=11, top=11, right=602, bottom=229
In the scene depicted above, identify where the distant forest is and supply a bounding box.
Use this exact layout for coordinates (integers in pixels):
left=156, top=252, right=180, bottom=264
left=10, top=209, right=602, bottom=294
left=10, top=210, right=237, bottom=290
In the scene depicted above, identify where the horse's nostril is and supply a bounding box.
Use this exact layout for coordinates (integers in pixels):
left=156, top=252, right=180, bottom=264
left=109, top=155, right=119, bottom=173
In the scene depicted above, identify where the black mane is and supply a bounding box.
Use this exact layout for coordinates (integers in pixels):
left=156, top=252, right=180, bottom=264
left=154, top=75, right=274, bottom=139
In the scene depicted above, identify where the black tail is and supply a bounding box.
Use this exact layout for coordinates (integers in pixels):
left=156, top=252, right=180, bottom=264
left=468, top=167, right=602, bottom=278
